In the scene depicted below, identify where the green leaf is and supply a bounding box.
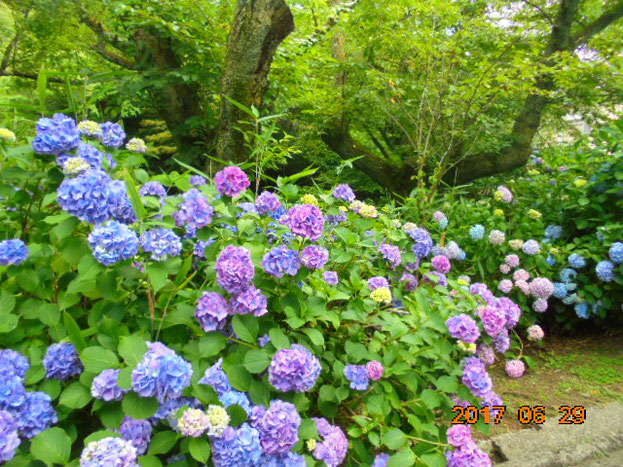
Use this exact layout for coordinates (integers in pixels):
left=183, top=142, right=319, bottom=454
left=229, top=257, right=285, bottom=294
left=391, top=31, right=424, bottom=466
left=435, top=376, right=458, bottom=393
left=84, top=430, right=120, bottom=445
left=198, top=333, right=227, bottom=357
left=243, top=349, right=271, bottom=373
left=420, top=388, right=442, bottom=409
left=38, top=303, right=60, bottom=326
left=118, top=334, right=148, bottom=366
left=122, top=393, right=159, bottom=420
left=420, top=452, right=447, bottom=467
left=138, top=456, right=163, bottom=467
left=63, top=312, right=87, bottom=352
left=59, top=382, right=92, bottom=409
left=299, top=418, right=318, bottom=439
left=0, top=290, right=16, bottom=314
left=387, top=450, right=416, bottom=467
left=189, top=437, right=211, bottom=463
left=384, top=428, right=407, bottom=450
left=81, top=346, right=120, bottom=373
left=302, top=328, right=325, bottom=347
left=147, top=262, right=168, bottom=293
left=30, top=427, right=71, bottom=465
left=124, top=173, right=146, bottom=220
left=232, top=314, right=258, bottom=343
left=117, top=367, right=133, bottom=390
left=0, top=313, right=18, bottom=333
left=268, top=328, right=289, bottom=349
left=227, top=404, right=248, bottom=426
left=37, top=69, right=47, bottom=114
left=148, top=431, right=178, bottom=455
left=248, top=380, right=271, bottom=406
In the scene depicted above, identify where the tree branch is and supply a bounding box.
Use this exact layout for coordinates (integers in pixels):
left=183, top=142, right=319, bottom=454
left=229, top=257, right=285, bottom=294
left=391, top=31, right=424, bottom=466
left=0, top=70, right=79, bottom=84
left=572, top=0, right=623, bottom=46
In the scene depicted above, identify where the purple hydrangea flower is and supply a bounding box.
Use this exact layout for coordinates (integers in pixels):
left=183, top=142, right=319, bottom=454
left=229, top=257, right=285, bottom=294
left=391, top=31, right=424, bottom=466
left=119, top=416, right=152, bottom=455
left=477, top=345, right=495, bottom=365
left=0, top=410, right=20, bottom=462
left=139, top=181, right=167, bottom=198
left=254, top=400, right=301, bottom=454
left=498, top=279, right=513, bottom=294
left=91, top=369, right=128, bottom=401
left=196, top=292, right=230, bottom=332
left=230, top=286, right=268, bottom=317
left=532, top=298, right=548, bottom=313
left=446, top=443, right=492, bottom=467
left=262, top=246, right=300, bottom=278
left=493, top=329, right=510, bottom=353
left=312, top=418, right=348, bottom=467
left=379, top=243, right=402, bottom=268
left=189, top=175, right=207, bottom=187
left=496, top=297, right=521, bottom=329
left=88, top=221, right=139, bottom=266
left=57, top=170, right=114, bottom=224
left=132, top=342, right=193, bottom=402
left=368, top=276, right=389, bottom=290
left=212, top=423, right=262, bottom=467
left=0, top=350, right=29, bottom=381
left=446, top=314, right=480, bottom=343
left=173, top=189, right=214, bottom=235
left=344, top=365, right=369, bottom=391
left=286, top=204, right=325, bottom=241
left=258, top=334, right=271, bottom=347
left=432, top=255, right=451, bottom=274
left=269, top=344, right=321, bottom=392
left=17, top=391, right=58, bottom=439
left=400, top=273, right=417, bottom=291
left=33, top=114, right=80, bottom=154
left=0, top=240, right=28, bottom=266
left=366, top=361, right=384, bottom=380
left=301, top=245, right=329, bottom=269
left=447, top=424, right=472, bottom=447
left=424, top=271, right=448, bottom=287
left=332, top=184, right=356, bottom=202
left=255, top=191, right=281, bottom=215
left=100, top=122, right=126, bottom=148
left=43, top=342, right=83, bottom=381
left=194, top=238, right=216, bottom=259
left=214, top=166, right=250, bottom=198
left=216, top=245, right=255, bottom=294
left=80, top=437, right=137, bottom=467
left=480, top=306, right=506, bottom=337
left=140, top=228, right=182, bottom=261
left=323, top=271, right=338, bottom=285
left=410, top=228, right=433, bottom=257
left=461, top=357, right=492, bottom=397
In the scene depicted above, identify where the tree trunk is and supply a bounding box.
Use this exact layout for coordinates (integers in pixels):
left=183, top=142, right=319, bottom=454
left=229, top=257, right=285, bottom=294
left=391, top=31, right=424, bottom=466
left=216, top=0, right=294, bottom=164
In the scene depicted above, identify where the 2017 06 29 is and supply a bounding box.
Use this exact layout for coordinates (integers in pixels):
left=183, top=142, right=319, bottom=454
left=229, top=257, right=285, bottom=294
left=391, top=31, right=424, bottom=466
left=451, top=405, right=587, bottom=425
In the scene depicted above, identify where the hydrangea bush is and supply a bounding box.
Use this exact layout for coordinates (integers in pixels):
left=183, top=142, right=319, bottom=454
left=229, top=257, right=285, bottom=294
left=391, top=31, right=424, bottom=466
left=0, top=116, right=542, bottom=466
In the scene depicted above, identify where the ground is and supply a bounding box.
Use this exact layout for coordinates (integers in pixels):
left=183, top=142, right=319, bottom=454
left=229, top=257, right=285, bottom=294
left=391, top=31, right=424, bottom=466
left=474, top=333, right=623, bottom=440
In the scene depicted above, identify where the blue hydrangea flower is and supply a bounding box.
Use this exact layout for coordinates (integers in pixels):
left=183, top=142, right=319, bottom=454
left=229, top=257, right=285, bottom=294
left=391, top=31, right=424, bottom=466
left=438, top=217, right=448, bottom=229
left=91, top=369, right=128, bottom=401
left=43, top=342, right=83, bottom=381
left=119, top=416, right=152, bottom=455
left=0, top=410, right=20, bottom=462
left=57, top=170, right=113, bottom=224
left=139, top=181, right=167, bottom=198
left=344, top=365, right=369, bottom=391
left=32, top=114, right=80, bottom=154
left=0, top=350, right=29, bottom=380
left=108, top=180, right=138, bottom=224
left=56, top=142, right=104, bottom=170
left=140, top=228, right=182, bottom=261
left=151, top=397, right=202, bottom=428
left=262, top=246, right=301, bottom=278
left=552, top=282, right=568, bottom=299
left=17, top=391, right=58, bottom=439
left=220, top=390, right=252, bottom=413
left=469, top=224, right=485, bottom=240
left=546, top=254, right=556, bottom=266
left=544, top=225, right=563, bottom=239
left=88, top=221, right=139, bottom=266
left=560, top=268, right=578, bottom=283
left=595, top=260, right=615, bottom=282
left=198, top=359, right=232, bottom=396
left=568, top=253, right=586, bottom=269
left=0, top=240, right=28, bottom=266
left=100, top=122, right=126, bottom=148
left=261, top=452, right=306, bottom=467
left=173, top=189, right=214, bottom=236
left=0, top=376, right=25, bottom=411
left=211, top=423, right=262, bottom=467
left=132, top=342, right=193, bottom=402
left=194, top=238, right=216, bottom=259
left=80, top=437, right=137, bottom=466
left=609, top=242, right=623, bottom=264
left=575, top=302, right=590, bottom=319
left=410, top=228, right=433, bottom=257
left=562, top=293, right=578, bottom=305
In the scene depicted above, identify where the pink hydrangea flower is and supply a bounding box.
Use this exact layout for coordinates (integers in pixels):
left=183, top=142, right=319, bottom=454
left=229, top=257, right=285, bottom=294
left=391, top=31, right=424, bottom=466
left=532, top=298, right=548, bottom=313
left=214, top=166, right=250, bottom=197
left=505, top=254, right=520, bottom=268
left=499, top=264, right=511, bottom=274
left=498, top=279, right=513, bottom=294
left=513, top=269, right=530, bottom=282
left=366, top=361, right=384, bottom=380
left=505, top=360, right=525, bottom=378
left=527, top=325, right=544, bottom=341
left=515, top=280, right=530, bottom=295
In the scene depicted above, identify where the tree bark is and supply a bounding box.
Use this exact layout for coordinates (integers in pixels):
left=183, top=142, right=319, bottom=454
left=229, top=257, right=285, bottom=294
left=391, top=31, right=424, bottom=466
left=216, top=0, right=294, bottom=164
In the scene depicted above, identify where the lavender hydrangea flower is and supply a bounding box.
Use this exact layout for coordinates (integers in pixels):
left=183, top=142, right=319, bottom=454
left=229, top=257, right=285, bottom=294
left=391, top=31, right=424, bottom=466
left=312, top=418, right=348, bottom=467
left=57, top=170, right=113, bottom=224
left=0, top=240, right=28, bottom=266
left=212, top=423, right=262, bottom=467
left=100, top=122, right=126, bottom=148
left=196, top=292, right=230, bottom=332
left=139, top=181, right=167, bottom=198
left=470, top=224, right=485, bottom=240
left=80, top=437, right=137, bottom=467
left=323, top=271, right=338, bottom=285
left=410, top=228, right=433, bottom=257
left=230, top=286, right=268, bottom=317
left=527, top=325, right=544, bottom=340
left=522, top=239, right=540, bottom=255
left=529, top=277, right=554, bottom=299
left=91, top=369, right=128, bottom=401
left=432, top=255, right=451, bottom=274
left=344, top=365, right=369, bottom=391
left=489, top=230, right=505, bottom=245
left=286, top=204, right=325, bottom=241
left=269, top=344, right=321, bottom=392
left=119, top=416, right=152, bottom=455
left=446, top=314, right=480, bottom=344
left=173, top=189, right=214, bottom=235
left=140, top=228, right=182, bottom=261
left=17, top=391, right=58, bottom=438
left=301, top=245, right=329, bottom=269
left=461, top=357, right=492, bottom=397
left=332, top=184, right=356, bottom=202
left=132, top=342, right=193, bottom=402
left=262, top=246, right=301, bottom=278
left=255, top=191, right=281, bottom=214
left=609, top=242, right=623, bottom=264
left=368, top=276, right=389, bottom=290
left=88, top=221, right=139, bottom=266
left=0, top=350, right=29, bottom=380
left=596, top=260, right=615, bottom=282
left=424, top=271, right=447, bottom=287
left=194, top=238, right=215, bottom=259
left=253, top=400, right=301, bottom=454
left=43, top=342, right=83, bottom=381
left=216, top=245, right=255, bottom=293
left=33, top=114, right=80, bottom=154
left=495, top=185, right=513, bottom=203
left=0, top=410, right=20, bottom=462
left=480, top=306, right=506, bottom=337
left=379, top=243, right=402, bottom=268
left=189, top=175, right=207, bottom=187
left=214, top=166, right=250, bottom=197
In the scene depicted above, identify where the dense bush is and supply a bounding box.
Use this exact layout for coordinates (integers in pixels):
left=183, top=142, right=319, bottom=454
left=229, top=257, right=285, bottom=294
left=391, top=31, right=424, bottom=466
left=0, top=115, right=548, bottom=466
